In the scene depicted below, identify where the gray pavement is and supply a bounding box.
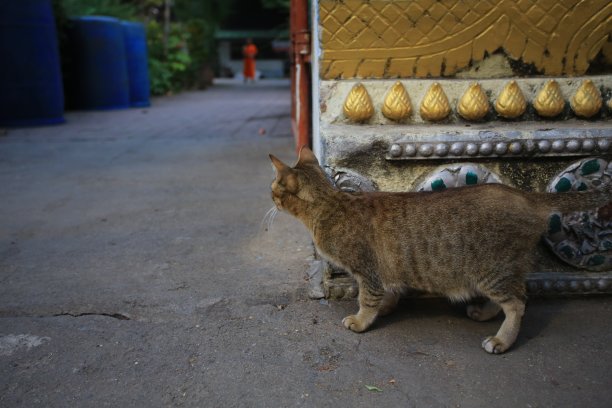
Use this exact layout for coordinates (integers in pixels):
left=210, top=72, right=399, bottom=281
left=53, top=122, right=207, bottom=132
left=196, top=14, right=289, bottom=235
left=1, top=80, right=611, bottom=407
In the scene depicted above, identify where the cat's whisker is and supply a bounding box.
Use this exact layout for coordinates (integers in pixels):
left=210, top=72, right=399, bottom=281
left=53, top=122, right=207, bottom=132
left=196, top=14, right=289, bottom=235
left=261, top=206, right=278, bottom=232
left=267, top=207, right=279, bottom=231
left=260, top=207, right=274, bottom=231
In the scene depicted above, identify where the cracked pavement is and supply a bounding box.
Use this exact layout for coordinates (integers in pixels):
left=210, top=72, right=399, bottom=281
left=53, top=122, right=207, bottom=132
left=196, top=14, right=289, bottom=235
left=1, top=80, right=612, bottom=407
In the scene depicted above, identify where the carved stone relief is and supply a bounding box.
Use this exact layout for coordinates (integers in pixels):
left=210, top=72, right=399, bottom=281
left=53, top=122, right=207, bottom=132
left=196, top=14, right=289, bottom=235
left=315, top=0, right=612, bottom=298
left=544, top=158, right=612, bottom=271
left=319, top=0, right=612, bottom=79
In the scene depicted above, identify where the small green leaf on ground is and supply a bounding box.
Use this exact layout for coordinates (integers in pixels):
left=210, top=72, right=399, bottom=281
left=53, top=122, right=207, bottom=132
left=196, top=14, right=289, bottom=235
left=365, top=385, right=383, bottom=392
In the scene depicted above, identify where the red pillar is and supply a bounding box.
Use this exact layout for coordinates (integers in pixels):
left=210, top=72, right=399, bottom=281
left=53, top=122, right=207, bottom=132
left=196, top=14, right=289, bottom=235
left=290, top=0, right=311, bottom=154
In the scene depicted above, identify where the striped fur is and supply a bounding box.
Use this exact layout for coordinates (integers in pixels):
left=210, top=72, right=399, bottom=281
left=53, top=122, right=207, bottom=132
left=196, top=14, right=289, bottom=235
left=270, top=148, right=610, bottom=354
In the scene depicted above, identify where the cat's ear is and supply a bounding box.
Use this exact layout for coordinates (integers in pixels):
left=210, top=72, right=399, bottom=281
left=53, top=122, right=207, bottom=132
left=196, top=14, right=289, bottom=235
left=269, top=154, right=289, bottom=174
left=297, top=145, right=319, bottom=166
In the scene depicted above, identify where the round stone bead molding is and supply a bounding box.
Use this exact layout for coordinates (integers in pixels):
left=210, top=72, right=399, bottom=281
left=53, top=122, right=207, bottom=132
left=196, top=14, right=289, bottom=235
left=386, top=138, right=612, bottom=160
left=526, top=274, right=612, bottom=295
left=544, top=158, right=612, bottom=271
left=327, top=273, right=612, bottom=299
left=416, top=163, right=501, bottom=192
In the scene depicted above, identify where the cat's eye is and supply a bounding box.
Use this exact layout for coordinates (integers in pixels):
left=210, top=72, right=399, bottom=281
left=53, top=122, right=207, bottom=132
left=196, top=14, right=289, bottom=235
left=274, top=180, right=286, bottom=191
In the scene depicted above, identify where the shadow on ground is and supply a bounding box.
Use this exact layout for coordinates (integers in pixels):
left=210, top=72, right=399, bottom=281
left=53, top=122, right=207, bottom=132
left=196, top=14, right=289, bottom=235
left=1, top=81, right=611, bottom=407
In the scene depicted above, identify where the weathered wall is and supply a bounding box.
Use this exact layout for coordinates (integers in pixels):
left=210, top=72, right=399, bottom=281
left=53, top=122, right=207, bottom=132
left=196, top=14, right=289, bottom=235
left=318, top=0, right=612, bottom=79
left=313, top=0, right=612, bottom=298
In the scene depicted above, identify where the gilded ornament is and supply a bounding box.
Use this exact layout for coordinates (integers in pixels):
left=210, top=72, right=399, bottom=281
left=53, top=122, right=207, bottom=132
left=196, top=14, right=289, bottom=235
left=343, top=83, right=374, bottom=122
left=495, top=80, right=526, bottom=118
left=534, top=80, right=565, bottom=117
left=320, top=0, right=611, bottom=79
left=419, top=83, right=450, bottom=121
left=571, top=80, right=602, bottom=118
left=382, top=81, right=412, bottom=121
left=457, top=83, right=489, bottom=121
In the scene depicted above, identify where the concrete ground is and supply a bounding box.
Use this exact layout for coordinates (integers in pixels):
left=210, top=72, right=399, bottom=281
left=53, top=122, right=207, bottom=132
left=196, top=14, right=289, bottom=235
left=1, top=80, right=611, bottom=407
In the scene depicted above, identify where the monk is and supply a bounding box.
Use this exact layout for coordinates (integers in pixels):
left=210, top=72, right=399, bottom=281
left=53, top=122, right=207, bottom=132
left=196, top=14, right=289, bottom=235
left=242, top=38, right=258, bottom=82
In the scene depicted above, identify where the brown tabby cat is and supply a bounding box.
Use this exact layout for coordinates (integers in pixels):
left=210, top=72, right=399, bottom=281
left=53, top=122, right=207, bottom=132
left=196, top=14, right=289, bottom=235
left=269, top=147, right=609, bottom=354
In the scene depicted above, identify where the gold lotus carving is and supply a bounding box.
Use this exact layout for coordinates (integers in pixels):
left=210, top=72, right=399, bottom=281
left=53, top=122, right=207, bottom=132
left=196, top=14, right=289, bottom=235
left=534, top=80, right=565, bottom=117
left=571, top=80, right=602, bottom=118
left=382, top=81, right=412, bottom=121
left=343, top=83, right=374, bottom=122
left=419, top=83, right=450, bottom=122
left=457, top=83, right=489, bottom=121
left=495, top=80, right=526, bottom=118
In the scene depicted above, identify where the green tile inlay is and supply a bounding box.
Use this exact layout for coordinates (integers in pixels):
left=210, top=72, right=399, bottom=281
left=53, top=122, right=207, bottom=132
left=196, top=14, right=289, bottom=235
left=577, top=182, right=588, bottom=191
left=548, top=214, right=562, bottom=235
left=465, top=171, right=478, bottom=185
left=586, top=254, right=606, bottom=267
left=559, top=245, right=574, bottom=259
left=581, top=159, right=600, bottom=176
left=431, top=179, right=446, bottom=191
left=554, top=177, right=572, bottom=192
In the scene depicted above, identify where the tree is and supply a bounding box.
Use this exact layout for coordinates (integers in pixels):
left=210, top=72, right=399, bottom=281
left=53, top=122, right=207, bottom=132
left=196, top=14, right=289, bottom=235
left=60, top=0, right=137, bottom=19
left=262, top=0, right=290, bottom=10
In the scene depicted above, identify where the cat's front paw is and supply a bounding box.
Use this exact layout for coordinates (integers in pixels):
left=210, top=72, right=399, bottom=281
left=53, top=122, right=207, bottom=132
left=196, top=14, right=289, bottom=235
left=482, top=336, right=509, bottom=354
left=342, top=315, right=368, bottom=333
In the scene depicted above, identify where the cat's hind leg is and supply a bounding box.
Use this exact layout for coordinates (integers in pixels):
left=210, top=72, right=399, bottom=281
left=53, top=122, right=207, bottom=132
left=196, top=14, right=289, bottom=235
left=481, top=297, right=525, bottom=354
left=467, top=300, right=501, bottom=322
left=378, top=291, right=400, bottom=317
left=342, top=275, right=384, bottom=333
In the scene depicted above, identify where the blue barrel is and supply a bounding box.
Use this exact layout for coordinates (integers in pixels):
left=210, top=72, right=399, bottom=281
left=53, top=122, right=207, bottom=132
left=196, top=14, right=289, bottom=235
left=122, top=21, right=151, bottom=107
left=68, top=16, right=129, bottom=110
left=0, top=0, right=65, bottom=126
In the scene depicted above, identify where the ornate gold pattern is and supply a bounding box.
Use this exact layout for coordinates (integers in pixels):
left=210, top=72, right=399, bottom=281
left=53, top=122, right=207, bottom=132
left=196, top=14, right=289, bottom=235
left=534, top=80, right=565, bottom=118
left=419, top=83, right=450, bottom=122
left=571, top=80, right=602, bottom=118
left=319, top=0, right=612, bottom=79
left=495, top=81, right=526, bottom=118
left=343, top=83, right=374, bottom=122
left=457, top=83, right=489, bottom=121
left=382, top=81, right=412, bottom=121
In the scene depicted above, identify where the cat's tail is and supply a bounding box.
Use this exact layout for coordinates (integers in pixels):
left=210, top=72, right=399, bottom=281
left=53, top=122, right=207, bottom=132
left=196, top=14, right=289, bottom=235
left=532, top=188, right=612, bottom=214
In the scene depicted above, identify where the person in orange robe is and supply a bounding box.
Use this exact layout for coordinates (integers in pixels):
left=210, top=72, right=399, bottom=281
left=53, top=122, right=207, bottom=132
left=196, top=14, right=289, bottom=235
left=242, top=38, right=258, bottom=82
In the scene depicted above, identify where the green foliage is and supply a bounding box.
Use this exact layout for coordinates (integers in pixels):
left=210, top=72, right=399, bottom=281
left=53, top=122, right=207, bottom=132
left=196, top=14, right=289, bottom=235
left=146, top=20, right=192, bottom=95
left=61, top=0, right=137, bottom=19
left=262, top=0, right=290, bottom=10
left=55, top=0, right=238, bottom=96
left=173, top=0, right=235, bottom=21
left=184, top=19, right=214, bottom=84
